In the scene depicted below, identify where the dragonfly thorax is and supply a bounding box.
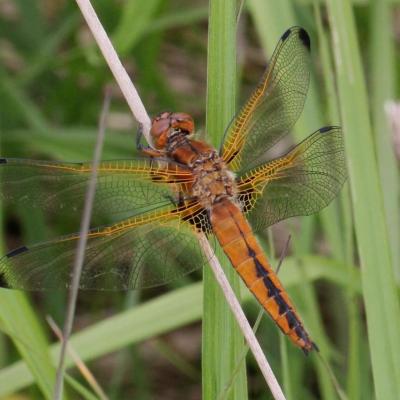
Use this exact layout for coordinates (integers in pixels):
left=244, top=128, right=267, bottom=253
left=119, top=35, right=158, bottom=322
left=158, top=124, right=236, bottom=209
left=190, top=149, right=236, bottom=210
left=165, top=129, right=191, bottom=155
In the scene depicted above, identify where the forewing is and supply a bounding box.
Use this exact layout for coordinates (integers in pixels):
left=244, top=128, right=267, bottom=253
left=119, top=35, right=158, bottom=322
left=220, top=26, right=311, bottom=172
left=0, top=158, right=194, bottom=226
left=0, top=205, right=213, bottom=290
left=236, top=127, right=346, bottom=232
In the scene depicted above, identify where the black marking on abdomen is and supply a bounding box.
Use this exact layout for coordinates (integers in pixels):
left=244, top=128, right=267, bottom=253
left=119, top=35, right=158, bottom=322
left=0, top=158, right=7, bottom=164
left=243, top=235, right=310, bottom=341
left=241, top=230, right=290, bottom=316
left=295, top=325, right=309, bottom=343
left=275, top=295, right=288, bottom=315
left=225, top=204, right=312, bottom=348
left=6, top=246, right=29, bottom=258
left=244, top=236, right=305, bottom=329
left=286, top=310, right=298, bottom=329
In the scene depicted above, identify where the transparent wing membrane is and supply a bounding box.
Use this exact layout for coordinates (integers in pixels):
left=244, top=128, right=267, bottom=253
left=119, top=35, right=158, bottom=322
left=0, top=205, right=213, bottom=290
left=0, top=27, right=346, bottom=302
left=220, top=27, right=311, bottom=172
left=0, top=158, right=212, bottom=290
left=0, top=158, right=194, bottom=226
left=236, top=127, right=346, bottom=232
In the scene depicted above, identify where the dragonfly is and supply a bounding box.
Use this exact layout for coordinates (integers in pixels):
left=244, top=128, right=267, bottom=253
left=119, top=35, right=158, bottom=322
left=0, top=27, right=346, bottom=354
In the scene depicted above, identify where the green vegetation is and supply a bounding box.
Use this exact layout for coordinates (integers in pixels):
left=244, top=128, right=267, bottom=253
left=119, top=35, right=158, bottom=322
left=0, top=1, right=399, bottom=399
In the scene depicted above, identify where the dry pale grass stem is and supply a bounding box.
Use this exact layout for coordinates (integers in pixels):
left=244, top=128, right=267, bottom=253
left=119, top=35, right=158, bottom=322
left=56, top=2, right=287, bottom=400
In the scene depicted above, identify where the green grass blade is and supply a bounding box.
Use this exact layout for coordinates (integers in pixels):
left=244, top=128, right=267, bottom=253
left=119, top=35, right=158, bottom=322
left=145, top=6, right=208, bottom=34
left=1, top=113, right=59, bottom=397
left=0, top=70, right=49, bottom=132
left=17, top=14, right=80, bottom=86
left=0, top=255, right=359, bottom=396
left=247, top=2, right=340, bottom=398
left=203, top=1, right=248, bottom=399
left=326, top=1, right=400, bottom=398
left=369, top=0, right=400, bottom=281
left=0, top=283, right=203, bottom=397
left=279, top=334, right=293, bottom=400
left=112, top=0, right=162, bottom=55
left=65, top=374, right=100, bottom=400
left=0, top=291, right=64, bottom=399
left=314, top=5, right=362, bottom=398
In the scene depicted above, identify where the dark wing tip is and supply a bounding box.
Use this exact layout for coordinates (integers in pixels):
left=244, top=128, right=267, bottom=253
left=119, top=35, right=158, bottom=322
left=298, top=27, right=311, bottom=51
left=6, top=246, right=29, bottom=258
left=281, top=26, right=310, bottom=51
left=281, top=27, right=292, bottom=41
left=0, top=158, right=7, bottom=164
left=319, top=125, right=341, bottom=134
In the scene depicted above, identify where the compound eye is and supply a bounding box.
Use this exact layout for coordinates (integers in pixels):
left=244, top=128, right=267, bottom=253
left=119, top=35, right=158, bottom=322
left=150, top=118, right=169, bottom=137
left=150, top=113, right=172, bottom=149
left=150, top=112, right=172, bottom=138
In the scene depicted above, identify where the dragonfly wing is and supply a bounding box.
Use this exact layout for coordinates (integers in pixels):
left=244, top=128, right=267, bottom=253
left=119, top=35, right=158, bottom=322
left=0, top=204, right=214, bottom=290
left=0, top=158, right=194, bottom=227
left=236, top=127, right=346, bottom=232
left=220, top=26, right=311, bottom=172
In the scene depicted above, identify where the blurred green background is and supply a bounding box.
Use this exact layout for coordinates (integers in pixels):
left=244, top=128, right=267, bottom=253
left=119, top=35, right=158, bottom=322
left=0, top=0, right=400, bottom=399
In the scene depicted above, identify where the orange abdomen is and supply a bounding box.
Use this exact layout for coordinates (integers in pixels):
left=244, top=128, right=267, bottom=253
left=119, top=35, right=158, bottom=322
left=210, top=199, right=316, bottom=354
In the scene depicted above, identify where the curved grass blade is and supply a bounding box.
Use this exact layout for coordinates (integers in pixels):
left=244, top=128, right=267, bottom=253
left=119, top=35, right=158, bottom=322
left=327, top=1, right=400, bottom=398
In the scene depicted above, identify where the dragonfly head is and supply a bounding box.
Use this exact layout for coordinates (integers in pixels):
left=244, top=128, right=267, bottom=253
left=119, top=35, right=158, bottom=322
left=150, top=112, right=194, bottom=149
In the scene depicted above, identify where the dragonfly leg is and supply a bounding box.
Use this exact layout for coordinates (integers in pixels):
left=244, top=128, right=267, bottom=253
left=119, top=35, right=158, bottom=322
left=165, top=192, right=198, bottom=210
left=136, top=123, right=145, bottom=150
left=164, top=192, right=185, bottom=207
left=136, top=123, right=165, bottom=157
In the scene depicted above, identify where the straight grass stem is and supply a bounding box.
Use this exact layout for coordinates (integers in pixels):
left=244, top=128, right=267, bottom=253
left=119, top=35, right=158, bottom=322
left=74, top=0, right=152, bottom=142
left=53, top=91, right=110, bottom=400
left=198, top=234, right=286, bottom=400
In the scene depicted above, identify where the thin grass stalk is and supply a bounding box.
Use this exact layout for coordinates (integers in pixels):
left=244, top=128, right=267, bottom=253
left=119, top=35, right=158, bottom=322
left=53, top=90, right=110, bottom=400
left=0, top=254, right=359, bottom=396
left=47, top=317, right=108, bottom=400
left=217, top=310, right=264, bottom=400
left=267, top=230, right=293, bottom=399
left=74, top=0, right=151, bottom=140
left=63, top=375, right=99, bottom=400
left=276, top=237, right=293, bottom=400
left=218, top=236, right=292, bottom=400
left=326, top=1, right=400, bottom=399
left=199, top=235, right=285, bottom=400
left=202, top=2, right=248, bottom=399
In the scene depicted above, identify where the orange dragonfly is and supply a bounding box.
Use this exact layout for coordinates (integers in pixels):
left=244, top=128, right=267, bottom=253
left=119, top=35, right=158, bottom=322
left=0, top=27, right=346, bottom=354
